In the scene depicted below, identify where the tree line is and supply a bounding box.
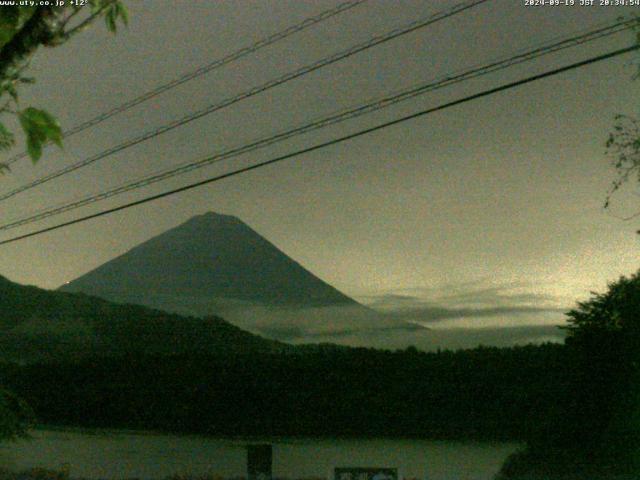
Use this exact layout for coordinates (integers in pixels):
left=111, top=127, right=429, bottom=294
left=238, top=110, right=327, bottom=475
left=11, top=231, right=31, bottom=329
left=0, top=342, right=569, bottom=440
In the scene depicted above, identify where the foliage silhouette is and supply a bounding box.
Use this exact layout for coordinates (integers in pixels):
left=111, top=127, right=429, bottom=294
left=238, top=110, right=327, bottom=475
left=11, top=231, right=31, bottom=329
left=0, top=1, right=127, bottom=167
left=0, top=343, right=569, bottom=440
left=497, top=270, right=640, bottom=478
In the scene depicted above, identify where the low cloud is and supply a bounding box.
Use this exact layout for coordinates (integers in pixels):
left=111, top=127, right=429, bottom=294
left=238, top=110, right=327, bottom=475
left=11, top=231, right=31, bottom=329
left=360, top=279, right=570, bottom=310
left=383, top=304, right=563, bottom=320
left=285, top=324, right=566, bottom=352
left=351, top=279, right=572, bottom=336
left=105, top=280, right=572, bottom=351
left=257, top=319, right=427, bottom=342
left=217, top=299, right=566, bottom=352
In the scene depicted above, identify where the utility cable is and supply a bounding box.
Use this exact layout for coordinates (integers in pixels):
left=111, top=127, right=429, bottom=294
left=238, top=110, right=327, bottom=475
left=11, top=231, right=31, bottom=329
left=2, top=0, right=368, bottom=166
left=0, top=43, right=636, bottom=246
left=0, top=0, right=489, bottom=200
left=0, top=18, right=633, bottom=231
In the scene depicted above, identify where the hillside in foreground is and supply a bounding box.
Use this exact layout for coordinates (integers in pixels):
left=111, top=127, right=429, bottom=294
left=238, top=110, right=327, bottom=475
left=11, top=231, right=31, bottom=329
left=0, top=274, right=285, bottom=363
left=0, top=273, right=573, bottom=443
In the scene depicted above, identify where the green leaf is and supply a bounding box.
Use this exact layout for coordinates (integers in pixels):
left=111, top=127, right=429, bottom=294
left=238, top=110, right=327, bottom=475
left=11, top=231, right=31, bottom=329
left=116, top=2, right=129, bottom=26
left=0, top=7, right=37, bottom=48
left=6, top=83, right=17, bottom=101
left=105, top=7, right=117, bottom=32
left=103, top=2, right=128, bottom=33
left=0, top=8, right=20, bottom=48
left=18, top=107, right=63, bottom=162
left=25, top=132, right=42, bottom=162
left=89, top=0, right=104, bottom=14
left=21, top=107, right=62, bottom=145
left=0, top=122, right=15, bottom=150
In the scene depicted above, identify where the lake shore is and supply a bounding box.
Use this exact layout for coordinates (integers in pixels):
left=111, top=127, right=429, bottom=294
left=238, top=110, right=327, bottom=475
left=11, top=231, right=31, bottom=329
left=0, top=428, right=520, bottom=480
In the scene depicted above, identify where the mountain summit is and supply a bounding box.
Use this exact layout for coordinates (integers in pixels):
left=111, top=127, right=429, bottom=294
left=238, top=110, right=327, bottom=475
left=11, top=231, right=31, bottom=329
left=62, top=212, right=358, bottom=307
left=60, top=213, right=381, bottom=341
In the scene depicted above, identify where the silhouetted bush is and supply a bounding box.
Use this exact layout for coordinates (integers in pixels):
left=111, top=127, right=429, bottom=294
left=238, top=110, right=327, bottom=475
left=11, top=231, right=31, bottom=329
left=497, top=271, right=640, bottom=478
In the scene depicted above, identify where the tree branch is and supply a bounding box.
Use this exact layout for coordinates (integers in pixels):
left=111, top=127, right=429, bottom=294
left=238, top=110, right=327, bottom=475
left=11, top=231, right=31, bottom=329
left=62, top=1, right=116, bottom=40
left=0, top=7, right=56, bottom=80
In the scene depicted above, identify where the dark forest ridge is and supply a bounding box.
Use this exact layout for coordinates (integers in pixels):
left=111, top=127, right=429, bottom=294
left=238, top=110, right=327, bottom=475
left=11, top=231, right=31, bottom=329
left=0, top=274, right=285, bottom=363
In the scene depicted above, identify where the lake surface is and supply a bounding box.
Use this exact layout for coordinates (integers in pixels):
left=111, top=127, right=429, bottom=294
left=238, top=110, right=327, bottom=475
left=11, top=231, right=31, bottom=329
left=0, top=429, right=519, bottom=480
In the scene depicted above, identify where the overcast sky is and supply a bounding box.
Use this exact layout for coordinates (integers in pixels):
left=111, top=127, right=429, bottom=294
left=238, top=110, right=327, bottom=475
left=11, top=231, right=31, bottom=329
left=0, top=0, right=638, bottom=344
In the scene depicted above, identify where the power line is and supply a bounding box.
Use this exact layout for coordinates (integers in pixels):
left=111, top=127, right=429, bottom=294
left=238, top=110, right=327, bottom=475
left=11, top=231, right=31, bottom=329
left=0, top=17, right=633, bottom=231
left=0, top=0, right=489, bottom=201
left=0, top=43, right=636, bottom=247
left=2, top=0, right=368, bottom=167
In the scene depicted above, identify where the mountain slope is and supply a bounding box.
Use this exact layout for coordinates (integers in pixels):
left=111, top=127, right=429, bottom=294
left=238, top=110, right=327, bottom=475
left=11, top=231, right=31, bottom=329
left=0, top=275, right=285, bottom=362
left=61, top=212, right=359, bottom=306
left=59, top=212, right=385, bottom=341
